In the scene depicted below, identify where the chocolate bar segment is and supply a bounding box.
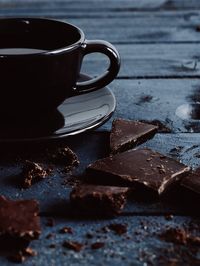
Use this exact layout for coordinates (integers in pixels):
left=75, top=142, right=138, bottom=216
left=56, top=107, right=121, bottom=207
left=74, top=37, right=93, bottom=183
left=181, top=168, right=200, bottom=195
left=70, top=185, right=129, bottom=216
left=110, top=119, right=158, bottom=154
left=0, top=196, right=41, bottom=241
left=87, top=148, right=190, bottom=195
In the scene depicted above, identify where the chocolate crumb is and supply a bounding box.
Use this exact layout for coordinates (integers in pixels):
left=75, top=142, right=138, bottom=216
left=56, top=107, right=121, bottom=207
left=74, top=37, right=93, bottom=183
left=49, top=244, right=56, bottom=249
left=22, top=160, right=48, bottom=188
left=59, top=227, right=73, bottom=234
left=23, top=248, right=37, bottom=257
left=46, top=233, right=54, bottom=239
left=91, top=242, right=105, bottom=250
left=165, top=214, right=174, bottom=221
left=108, top=223, right=127, bottom=235
left=48, top=147, right=79, bottom=172
left=160, top=228, right=188, bottom=245
left=85, top=233, right=93, bottom=239
left=160, top=228, right=200, bottom=246
left=62, top=241, right=84, bottom=252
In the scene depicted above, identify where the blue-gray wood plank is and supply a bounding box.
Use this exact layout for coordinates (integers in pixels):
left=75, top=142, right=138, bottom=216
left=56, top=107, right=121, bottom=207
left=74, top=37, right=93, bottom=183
left=0, top=0, right=200, bottom=265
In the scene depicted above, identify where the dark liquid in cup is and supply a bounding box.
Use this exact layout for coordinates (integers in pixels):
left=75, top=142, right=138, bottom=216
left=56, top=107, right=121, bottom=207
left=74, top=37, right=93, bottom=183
left=0, top=48, right=46, bottom=55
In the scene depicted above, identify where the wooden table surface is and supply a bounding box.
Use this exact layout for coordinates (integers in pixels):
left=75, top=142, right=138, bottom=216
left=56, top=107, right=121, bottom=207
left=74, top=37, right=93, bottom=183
left=0, top=1, right=200, bottom=265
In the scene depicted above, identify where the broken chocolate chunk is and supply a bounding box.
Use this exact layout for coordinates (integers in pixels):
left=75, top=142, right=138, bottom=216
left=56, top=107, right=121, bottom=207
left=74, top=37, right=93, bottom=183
left=48, top=147, right=79, bottom=171
left=181, top=168, right=200, bottom=195
left=110, top=119, right=158, bottom=154
left=0, top=196, right=41, bottom=241
left=70, top=185, right=129, bottom=216
left=22, top=160, right=48, bottom=188
left=87, top=148, right=190, bottom=195
left=62, top=241, right=84, bottom=252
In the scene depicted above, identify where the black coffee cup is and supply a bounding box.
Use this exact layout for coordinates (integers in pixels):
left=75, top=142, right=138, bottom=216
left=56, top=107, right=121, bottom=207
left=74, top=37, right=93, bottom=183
left=0, top=18, right=120, bottom=120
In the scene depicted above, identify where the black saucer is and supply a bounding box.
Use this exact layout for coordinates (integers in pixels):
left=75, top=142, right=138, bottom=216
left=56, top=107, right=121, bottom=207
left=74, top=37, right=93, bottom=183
left=0, top=74, right=116, bottom=142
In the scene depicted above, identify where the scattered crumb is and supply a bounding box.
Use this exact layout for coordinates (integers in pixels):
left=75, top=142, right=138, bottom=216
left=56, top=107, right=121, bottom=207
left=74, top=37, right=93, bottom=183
left=23, top=248, right=37, bottom=257
left=165, top=214, right=174, bottom=221
left=160, top=228, right=200, bottom=246
left=91, top=242, right=105, bottom=250
left=63, top=241, right=84, bottom=252
left=48, top=147, right=79, bottom=172
left=86, top=233, right=93, bottom=239
left=22, top=160, right=48, bottom=188
left=108, top=223, right=127, bottom=235
left=49, top=244, right=56, bottom=249
left=59, top=227, right=73, bottom=234
left=46, top=233, right=54, bottom=239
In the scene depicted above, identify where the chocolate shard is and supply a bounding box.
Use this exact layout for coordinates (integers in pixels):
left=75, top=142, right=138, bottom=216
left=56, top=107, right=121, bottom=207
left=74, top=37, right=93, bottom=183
left=0, top=196, right=41, bottom=241
left=70, top=185, right=129, bottom=216
left=110, top=119, right=158, bottom=154
left=87, top=148, right=190, bottom=195
left=181, top=168, right=200, bottom=195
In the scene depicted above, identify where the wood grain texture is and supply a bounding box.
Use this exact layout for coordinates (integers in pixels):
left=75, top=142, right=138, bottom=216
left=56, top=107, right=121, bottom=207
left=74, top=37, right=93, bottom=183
left=0, top=0, right=200, bottom=11
left=82, top=43, right=200, bottom=78
left=63, top=13, right=200, bottom=44
left=0, top=216, right=199, bottom=266
left=100, top=78, right=200, bottom=133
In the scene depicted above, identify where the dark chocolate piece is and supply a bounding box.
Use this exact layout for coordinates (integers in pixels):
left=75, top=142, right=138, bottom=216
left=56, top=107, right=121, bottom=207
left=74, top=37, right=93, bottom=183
left=110, top=119, right=158, bottom=154
left=70, top=185, right=129, bottom=216
left=48, top=146, right=79, bottom=171
left=181, top=168, right=200, bottom=195
left=0, top=196, right=41, bottom=241
left=87, top=148, right=190, bottom=195
left=22, top=160, right=48, bottom=188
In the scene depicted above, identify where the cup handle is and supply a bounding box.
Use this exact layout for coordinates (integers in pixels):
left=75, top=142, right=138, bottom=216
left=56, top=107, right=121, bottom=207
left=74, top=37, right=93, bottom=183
left=75, top=40, right=120, bottom=93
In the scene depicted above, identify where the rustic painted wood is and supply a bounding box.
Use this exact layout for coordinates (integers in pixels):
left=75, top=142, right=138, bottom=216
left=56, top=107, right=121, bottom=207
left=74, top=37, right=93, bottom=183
left=0, top=0, right=199, bottom=265
left=82, top=43, right=200, bottom=78
left=100, top=78, right=200, bottom=133
left=0, top=0, right=200, bottom=11
left=0, top=215, right=199, bottom=265
left=0, top=13, right=199, bottom=44
left=63, top=13, right=200, bottom=44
